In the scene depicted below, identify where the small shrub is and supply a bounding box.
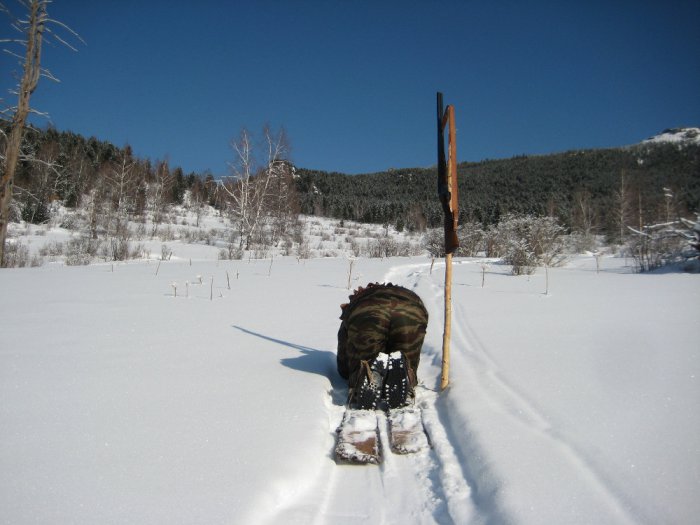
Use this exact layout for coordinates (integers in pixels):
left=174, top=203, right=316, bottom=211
left=131, top=243, right=149, bottom=259
left=297, top=240, right=311, bottom=259
left=456, top=222, right=486, bottom=257
left=423, top=229, right=444, bottom=258
left=219, top=243, right=243, bottom=260
left=492, top=214, right=566, bottom=275
left=160, top=225, right=176, bottom=242
left=282, top=238, right=295, bottom=256
left=254, top=246, right=269, bottom=259
left=134, top=222, right=147, bottom=240
left=39, top=240, right=64, bottom=257
left=2, top=241, right=30, bottom=268
left=65, top=236, right=100, bottom=266
left=625, top=220, right=693, bottom=272
left=107, top=237, right=130, bottom=261
left=59, top=214, right=80, bottom=231
left=161, top=244, right=172, bottom=260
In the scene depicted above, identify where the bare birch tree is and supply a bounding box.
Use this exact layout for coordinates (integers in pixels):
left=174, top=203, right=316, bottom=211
left=220, top=127, right=291, bottom=250
left=571, top=189, right=598, bottom=249
left=222, top=129, right=254, bottom=249
left=102, top=150, right=137, bottom=260
left=613, top=169, right=632, bottom=244
left=263, top=126, right=296, bottom=245
left=149, top=159, right=172, bottom=232
left=0, top=0, right=82, bottom=265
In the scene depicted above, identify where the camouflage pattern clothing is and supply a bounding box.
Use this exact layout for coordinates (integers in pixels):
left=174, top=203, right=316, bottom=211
left=337, top=283, right=428, bottom=389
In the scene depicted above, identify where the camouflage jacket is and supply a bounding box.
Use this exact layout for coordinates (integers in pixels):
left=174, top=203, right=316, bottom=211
left=337, top=283, right=428, bottom=385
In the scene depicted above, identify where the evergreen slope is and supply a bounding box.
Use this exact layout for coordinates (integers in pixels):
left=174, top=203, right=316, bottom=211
left=6, top=122, right=699, bottom=242
left=297, top=142, right=700, bottom=240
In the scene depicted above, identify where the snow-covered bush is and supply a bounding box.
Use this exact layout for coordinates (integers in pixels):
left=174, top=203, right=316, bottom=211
left=483, top=225, right=504, bottom=258
left=59, top=213, right=81, bottom=232
left=626, top=215, right=700, bottom=272
left=492, top=214, right=566, bottom=275
left=566, top=232, right=599, bottom=254
left=218, top=242, right=243, bottom=260
left=367, top=237, right=402, bottom=258
left=2, top=240, right=31, bottom=267
left=456, top=222, right=486, bottom=257
left=39, top=240, right=64, bottom=258
left=529, top=216, right=568, bottom=266
left=505, top=238, right=536, bottom=275
left=282, top=238, right=295, bottom=256
left=104, top=237, right=130, bottom=262
left=161, top=244, right=173, bottom=261
left=131, top=243, right=149, bottom=260
left=253, top=246, right=270, bottom=259
left=296, top=240, right=311, bottom=259
left=159, top=224, right=176, bottom=242
left=423, top=229, right=444, bottom=258
left=65, top=236, right=100, bottom=266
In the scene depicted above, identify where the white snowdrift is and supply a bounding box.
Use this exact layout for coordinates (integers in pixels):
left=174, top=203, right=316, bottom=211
left=1, top=253, right=698, bottom=524
left=642, top=127, right=700, bottom=145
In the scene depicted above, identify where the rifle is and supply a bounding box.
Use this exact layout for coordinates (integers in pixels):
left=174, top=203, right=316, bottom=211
left=437, top=93, right=459, bottom=254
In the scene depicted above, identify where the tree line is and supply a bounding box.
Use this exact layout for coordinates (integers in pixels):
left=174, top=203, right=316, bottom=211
left=0, top=121, right=303, bottom=262
left=5, top=122, right=699, bottom=249
left=296, top=141, right=700, bottom=244
left=2, top=120, right=699, bottom=272
left=1, top=123, right=215, bottom=222
left=3, top=1, right=696, bottom=269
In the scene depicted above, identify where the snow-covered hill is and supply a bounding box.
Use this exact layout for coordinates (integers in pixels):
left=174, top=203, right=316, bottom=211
left=1, top=249, right=698, bottom=524
left=642, top=127, right=700, bottom=145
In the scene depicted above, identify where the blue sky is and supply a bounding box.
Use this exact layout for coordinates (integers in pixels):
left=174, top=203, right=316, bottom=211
left=3, top=1, right=699, bottom=176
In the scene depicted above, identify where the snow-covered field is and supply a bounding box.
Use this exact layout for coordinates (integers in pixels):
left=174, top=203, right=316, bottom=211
left=1, top=231, right=699, bottom=524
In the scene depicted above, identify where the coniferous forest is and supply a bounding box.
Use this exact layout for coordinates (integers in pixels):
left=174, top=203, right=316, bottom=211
left=296, top=141, right=700, bottom=243
left=5, top=123, right=700, bottom=247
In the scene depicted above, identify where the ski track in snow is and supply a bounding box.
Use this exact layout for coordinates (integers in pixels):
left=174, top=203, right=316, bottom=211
left=451, top=297, right=642, bottom=524
left=385, top=261, right=648, bottom=524
left=262, top=262, right=476, bottom=524
left=382, top=263, right=475, bottom=523
left=410, top=260, right=642, bottom=525
left=262, top=259, right=658, bottom=524
left=3, top=226, right=697, bottom=524
left=262, top=389, right=457, bottom=524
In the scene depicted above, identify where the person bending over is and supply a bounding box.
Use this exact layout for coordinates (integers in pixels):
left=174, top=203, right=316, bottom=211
left=337, top=282, right=428, bottom=409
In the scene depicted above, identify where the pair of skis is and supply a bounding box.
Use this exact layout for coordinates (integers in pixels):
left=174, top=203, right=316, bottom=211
left=335, top=405, right=429, bottom=465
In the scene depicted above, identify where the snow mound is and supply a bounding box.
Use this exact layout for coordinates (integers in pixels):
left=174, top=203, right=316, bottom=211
left=642, top=127, right=700, bottom=145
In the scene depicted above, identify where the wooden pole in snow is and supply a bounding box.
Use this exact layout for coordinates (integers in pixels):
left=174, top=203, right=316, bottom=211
left=442, top=250, right=453, bottom=390
left=437, top=93, right=459, bottom=391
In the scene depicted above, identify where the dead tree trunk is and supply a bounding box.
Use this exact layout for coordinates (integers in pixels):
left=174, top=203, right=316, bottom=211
left=1, top=0, right=45, bottom=265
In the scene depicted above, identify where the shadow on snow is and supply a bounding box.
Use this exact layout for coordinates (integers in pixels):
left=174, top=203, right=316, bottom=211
left=232, top=325, right=346, bottom=394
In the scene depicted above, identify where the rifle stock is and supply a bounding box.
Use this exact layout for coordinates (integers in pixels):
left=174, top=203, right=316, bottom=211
left=437, top=92, right=459, bottom=254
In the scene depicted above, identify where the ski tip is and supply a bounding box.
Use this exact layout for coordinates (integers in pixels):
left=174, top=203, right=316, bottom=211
left=334, top=445, right=381, bottom=465
left=334, top=454, right=381, bottom=466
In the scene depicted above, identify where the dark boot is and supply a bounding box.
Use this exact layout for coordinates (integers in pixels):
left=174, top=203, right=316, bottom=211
left=383, top=351, right=414, bottom=408
left=348, top=357, right=386, bottom=410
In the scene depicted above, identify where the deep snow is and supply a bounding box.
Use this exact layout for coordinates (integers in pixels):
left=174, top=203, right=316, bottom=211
left=1, top=245, right=698, bottom=523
